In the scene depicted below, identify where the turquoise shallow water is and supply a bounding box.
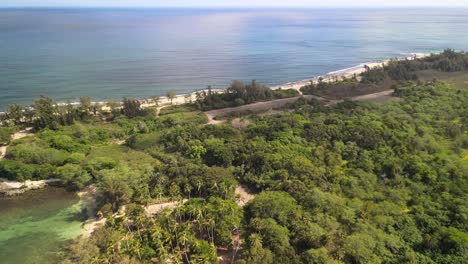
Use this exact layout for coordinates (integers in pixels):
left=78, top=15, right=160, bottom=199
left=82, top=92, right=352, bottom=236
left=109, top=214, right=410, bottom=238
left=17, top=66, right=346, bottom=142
left=0, top=8, right=468, bottom=109
left=0, top=187, right=83, bottom=264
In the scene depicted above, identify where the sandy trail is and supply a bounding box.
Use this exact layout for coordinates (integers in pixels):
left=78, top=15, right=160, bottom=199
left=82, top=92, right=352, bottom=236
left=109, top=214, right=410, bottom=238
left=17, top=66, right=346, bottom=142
left=0, top=127, right=34, bottom=159
left=349, top=89, right=395, bottom=102
left=145, top=199, right=188, bottom=217
left=0, top=146, right=6, bottom=160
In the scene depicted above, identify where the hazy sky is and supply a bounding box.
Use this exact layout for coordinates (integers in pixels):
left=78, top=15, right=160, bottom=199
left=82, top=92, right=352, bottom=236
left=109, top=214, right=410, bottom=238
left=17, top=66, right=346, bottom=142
left=1, top=0, right=467, bottom=7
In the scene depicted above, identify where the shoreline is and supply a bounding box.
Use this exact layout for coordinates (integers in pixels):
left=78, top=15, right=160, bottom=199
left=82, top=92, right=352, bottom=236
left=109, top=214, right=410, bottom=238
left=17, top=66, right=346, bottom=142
left=0, top=52, right=434, bottom=113
left=98, top=53, right=433, bottom=107
left=269, top=52, right=430, bottom=92
left=0, top=178, right=63, bottom=196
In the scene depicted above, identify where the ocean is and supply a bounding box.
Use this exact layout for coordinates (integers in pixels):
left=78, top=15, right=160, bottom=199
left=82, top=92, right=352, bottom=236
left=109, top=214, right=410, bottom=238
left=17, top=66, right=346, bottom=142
left=1, top=8, right=468, bottom=109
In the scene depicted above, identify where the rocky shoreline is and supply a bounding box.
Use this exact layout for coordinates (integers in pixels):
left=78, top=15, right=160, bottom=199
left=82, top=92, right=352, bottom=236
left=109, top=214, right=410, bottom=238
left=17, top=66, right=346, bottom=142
left=0, top=178, right=63, bottom=197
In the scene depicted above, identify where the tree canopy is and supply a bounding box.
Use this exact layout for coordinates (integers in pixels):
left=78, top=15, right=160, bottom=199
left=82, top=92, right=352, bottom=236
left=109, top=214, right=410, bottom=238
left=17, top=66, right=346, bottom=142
left=0, top=53, right=467, bottom=263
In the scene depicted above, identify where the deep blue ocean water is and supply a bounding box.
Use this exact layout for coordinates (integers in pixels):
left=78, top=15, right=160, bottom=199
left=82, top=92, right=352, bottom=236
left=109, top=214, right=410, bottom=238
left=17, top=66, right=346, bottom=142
left=1, top=8, right=468, bottom=109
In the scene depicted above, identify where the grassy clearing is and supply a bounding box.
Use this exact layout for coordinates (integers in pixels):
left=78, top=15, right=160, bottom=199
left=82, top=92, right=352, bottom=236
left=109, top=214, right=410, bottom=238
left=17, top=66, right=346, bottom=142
left=160, top=111, right=208, bottom=126
left=416, top=70, right=468, bottom=89
left=159, top=104, right=199, bottom=116
left=87, top=144, right=159, bottom=167
left=306, top=78, right=395, bottom=100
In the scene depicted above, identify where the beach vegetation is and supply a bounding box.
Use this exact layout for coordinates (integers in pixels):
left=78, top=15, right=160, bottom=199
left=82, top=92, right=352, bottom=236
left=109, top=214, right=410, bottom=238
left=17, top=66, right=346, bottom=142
left=0, top=127, right=14, bottom=145
left=7, top=104, right=25, bottom=125
left=122, top=97, right=144, bottom=118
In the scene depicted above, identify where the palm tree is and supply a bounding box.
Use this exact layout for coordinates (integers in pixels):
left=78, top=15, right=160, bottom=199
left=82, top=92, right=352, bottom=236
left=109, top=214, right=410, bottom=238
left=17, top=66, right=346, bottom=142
left=178, top=223, right=193, bottom=264
left=203, top=216, right=216, bottom=244
left=184, top=183, right=192, bottom=199
left=196, top=180, right=203, bottom=196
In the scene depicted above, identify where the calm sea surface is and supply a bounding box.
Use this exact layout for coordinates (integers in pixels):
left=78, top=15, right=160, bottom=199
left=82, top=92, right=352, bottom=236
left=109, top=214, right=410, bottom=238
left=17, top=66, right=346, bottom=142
left=1, top=8, right=468, bottom=109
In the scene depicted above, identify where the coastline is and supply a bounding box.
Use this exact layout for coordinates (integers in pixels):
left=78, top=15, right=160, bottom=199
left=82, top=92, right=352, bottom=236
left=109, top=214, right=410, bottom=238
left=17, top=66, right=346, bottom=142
left=0, top=178, right=63, bottom=196
left=107, top=53, right=433, bottom=108
left=269, top=53, right=430, bottom=93
left=139, top=53, right=430, bottom=108
left=0, top=52, right=433, bottom=114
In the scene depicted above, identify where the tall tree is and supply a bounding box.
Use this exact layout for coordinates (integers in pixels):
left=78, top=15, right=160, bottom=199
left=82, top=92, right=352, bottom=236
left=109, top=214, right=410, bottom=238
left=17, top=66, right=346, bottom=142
left=167, top=90, right=176, bottom=105
left=122, top=98, right=142, bottom=118
left=33, top=96, right=58, bottom=130
left=7, top=104, right=24, bottom=125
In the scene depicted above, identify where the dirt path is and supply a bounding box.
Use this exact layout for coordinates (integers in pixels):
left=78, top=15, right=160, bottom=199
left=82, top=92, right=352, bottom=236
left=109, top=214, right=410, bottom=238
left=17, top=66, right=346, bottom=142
left=205, top=95, right=327, bottom=124
left=204, top=90, right=396, bottom=123
left=349, top=89, right=396, bottom=103
left=154, top=105, right=165, bottom=117
left=0, top=127, right=34, bottom=159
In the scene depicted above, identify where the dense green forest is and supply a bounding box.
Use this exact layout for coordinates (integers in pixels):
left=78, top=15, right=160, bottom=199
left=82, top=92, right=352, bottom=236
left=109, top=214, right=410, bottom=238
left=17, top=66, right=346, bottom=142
left=0, top=51, right=467, bottom=264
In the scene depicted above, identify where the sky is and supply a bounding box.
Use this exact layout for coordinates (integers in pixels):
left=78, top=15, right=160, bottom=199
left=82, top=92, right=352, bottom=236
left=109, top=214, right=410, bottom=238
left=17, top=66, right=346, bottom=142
left=1, top=0, right=467, bottom=7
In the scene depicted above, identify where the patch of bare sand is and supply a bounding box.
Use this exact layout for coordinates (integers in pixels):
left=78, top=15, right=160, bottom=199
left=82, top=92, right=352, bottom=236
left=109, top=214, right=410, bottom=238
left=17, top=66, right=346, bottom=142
left=112, top=139, right=126, bottom=145
left=206, top=112, right=227, bottom=125
left=350, top=89, right=399, bottom=103
left=81, top=217, right=107, bottom=238
left=145, top=199, right=188, bottom=217
left=231, top=118, right=250, bottom=129
left=11, top=127, right=34, bottom=140
left=235, top=185, right=255, bottom=207
left=82, top=199, right=188, bottom=237
left=0, top=145, right=6, bottom=159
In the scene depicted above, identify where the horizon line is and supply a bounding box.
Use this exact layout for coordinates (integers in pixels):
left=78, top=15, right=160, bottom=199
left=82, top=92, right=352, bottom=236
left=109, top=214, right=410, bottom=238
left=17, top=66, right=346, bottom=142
left=1, top=5, right=468, bottom=9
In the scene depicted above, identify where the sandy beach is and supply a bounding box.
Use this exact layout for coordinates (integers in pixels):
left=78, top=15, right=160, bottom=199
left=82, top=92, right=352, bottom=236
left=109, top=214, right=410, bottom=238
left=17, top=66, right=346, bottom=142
left=270, top=53, right=430, bottom=93
left=137, top=53, right=430, bottom=108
